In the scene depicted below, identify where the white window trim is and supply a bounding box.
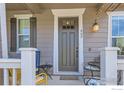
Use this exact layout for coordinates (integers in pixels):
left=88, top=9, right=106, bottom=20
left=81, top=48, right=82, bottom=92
left=51, top=8, right=85, bottom=75
left=14, top=14, right=32, bottom=51
left=14, top=14, right=32, bottom=19
left=107, top=11, right=124, bottom=47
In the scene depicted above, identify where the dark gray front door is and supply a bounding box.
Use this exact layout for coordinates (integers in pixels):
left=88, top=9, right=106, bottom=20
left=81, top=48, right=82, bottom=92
left=59, top=17, right=78, bottom=71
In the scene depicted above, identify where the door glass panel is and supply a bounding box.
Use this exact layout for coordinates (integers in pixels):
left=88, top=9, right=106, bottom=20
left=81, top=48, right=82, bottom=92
left=62, top=19, right=75, bottom=30
left=62, top=20, right=67, bottom=29
left=18, top=19, right=30, bottom=35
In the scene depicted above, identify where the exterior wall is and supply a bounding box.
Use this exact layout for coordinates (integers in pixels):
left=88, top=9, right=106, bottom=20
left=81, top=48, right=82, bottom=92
left=6, top=8, right=106, bottom=66
left=4, top=4, right=124, bottom=72
left=0, top=4, right=124, bottom=84
left=83, top=8, right=108, bottom=63
left=6, top=10, right=54, bottom=65
left=35, top=10, right=54, bottom=65
left=6, top=11, right=32, bottom=58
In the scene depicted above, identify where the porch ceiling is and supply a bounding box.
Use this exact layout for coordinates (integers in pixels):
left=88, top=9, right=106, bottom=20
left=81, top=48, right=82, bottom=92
left=6, top=3, right=97, bottom=11
left=6, top=3, right=121, bottom=14
left=6, top=3, right=28, bottom=10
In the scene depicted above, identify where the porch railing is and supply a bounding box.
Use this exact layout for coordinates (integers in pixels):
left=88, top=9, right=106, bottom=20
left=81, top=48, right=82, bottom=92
left=0, top=59, right=21, bottom=85
left=100, top=47, right=124, bottom=85
left=0, top=48, right=37, bottom=85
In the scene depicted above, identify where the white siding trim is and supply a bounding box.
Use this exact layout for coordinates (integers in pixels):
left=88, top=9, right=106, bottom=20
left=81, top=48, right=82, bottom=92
left=51, top=8, right=85, bottom=75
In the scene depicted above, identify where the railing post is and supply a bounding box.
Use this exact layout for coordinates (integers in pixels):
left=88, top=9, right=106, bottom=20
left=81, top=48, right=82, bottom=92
left=122, top=71, right=124, bottom=85
left=3, top=69, right=9, bottom=85
left=12, top=69, right=17, bottom=85
left=100, top=47, right=120, bottom=85
left=0, top=3, right=8, bottom=85
left=19, top=48, right=37, bottom=85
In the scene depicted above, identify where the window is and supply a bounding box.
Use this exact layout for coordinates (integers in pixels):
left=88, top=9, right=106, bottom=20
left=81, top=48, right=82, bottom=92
left=18, top=19, right=30, bottom=48
left=15, top=15, right=32, bottom=49
left=111, top=14, right=124, bottom=55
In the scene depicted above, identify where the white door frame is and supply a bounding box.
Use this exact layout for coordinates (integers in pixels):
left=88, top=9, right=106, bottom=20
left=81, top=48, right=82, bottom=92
left=51, top=8, right=85, bottom=75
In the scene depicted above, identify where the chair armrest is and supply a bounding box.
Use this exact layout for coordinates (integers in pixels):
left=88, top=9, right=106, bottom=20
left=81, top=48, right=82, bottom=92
left=36, top=73, right=47, bottom=78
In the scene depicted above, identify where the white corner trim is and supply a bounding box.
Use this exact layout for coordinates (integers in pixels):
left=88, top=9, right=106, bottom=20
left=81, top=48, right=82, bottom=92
left=51, top=8, right=86, bottom=75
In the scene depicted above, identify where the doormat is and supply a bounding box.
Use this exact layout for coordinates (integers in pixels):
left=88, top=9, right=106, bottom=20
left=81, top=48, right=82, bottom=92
left=60, top=76, right=78, bottom=80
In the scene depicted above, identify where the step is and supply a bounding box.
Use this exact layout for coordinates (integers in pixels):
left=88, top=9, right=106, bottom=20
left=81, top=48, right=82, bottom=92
left=48, top=75, right=84, bottom=85
left=48, top=80, right=83, bottom=85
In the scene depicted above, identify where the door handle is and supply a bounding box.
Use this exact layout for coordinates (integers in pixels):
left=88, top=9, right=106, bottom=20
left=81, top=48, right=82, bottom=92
left=76, top=47, right=78, bottom=57
left=76, top=47, right=78, bottom=51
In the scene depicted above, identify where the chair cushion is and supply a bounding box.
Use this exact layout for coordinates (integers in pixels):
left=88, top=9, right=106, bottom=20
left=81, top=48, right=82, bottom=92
left=84, top=65, right=100, bottom=71
left=87, top=78, right=100, bottom=85
left=36, top=76, right=44, bottom=82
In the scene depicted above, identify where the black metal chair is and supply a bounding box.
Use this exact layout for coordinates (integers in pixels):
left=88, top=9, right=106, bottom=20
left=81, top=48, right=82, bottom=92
left=83, top=57, right=100, bottom=85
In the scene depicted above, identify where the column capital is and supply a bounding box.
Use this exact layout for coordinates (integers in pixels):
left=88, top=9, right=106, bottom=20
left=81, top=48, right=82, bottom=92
left=101, top=47, right=120, bottom=51
left=19, top=48, right=38, bottom=51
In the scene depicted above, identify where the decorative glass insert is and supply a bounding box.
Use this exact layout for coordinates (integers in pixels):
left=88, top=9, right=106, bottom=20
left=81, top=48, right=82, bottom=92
left=62, top=20, right=75, bottom=29
left=70, top=20, right=75, bottom=29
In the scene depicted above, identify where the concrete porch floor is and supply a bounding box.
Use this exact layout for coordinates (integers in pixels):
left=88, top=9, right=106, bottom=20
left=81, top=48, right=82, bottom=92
left=47, top=75, right=84, bottom=85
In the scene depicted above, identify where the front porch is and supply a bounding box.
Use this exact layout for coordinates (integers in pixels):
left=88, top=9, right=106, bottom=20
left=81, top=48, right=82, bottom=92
left=0, top=46, right=124, bottom=85
left=0, top=3, right=124, bottom=85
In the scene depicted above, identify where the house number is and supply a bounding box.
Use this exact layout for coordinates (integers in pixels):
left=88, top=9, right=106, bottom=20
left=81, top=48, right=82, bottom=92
left=80, top=29, right=83, bottom=38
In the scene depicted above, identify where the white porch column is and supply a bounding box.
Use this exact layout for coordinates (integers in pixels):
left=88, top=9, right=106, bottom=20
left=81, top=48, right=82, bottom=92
left=0, top=3, right=9, bottom=85
left=100, top=47, right=119, bottom=85
left=19, top=48, right=37, bottom=85
left=0, top=3, right=8, bottom=58
left=121, top=71, right=124, bottom=85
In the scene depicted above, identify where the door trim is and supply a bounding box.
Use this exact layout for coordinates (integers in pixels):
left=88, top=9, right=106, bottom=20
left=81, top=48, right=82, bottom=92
left=51, top=8, right=85, bottom=75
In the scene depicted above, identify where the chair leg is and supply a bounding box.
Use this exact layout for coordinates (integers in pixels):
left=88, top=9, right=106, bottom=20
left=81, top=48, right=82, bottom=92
left=45, top=75, right=48, bottom=85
